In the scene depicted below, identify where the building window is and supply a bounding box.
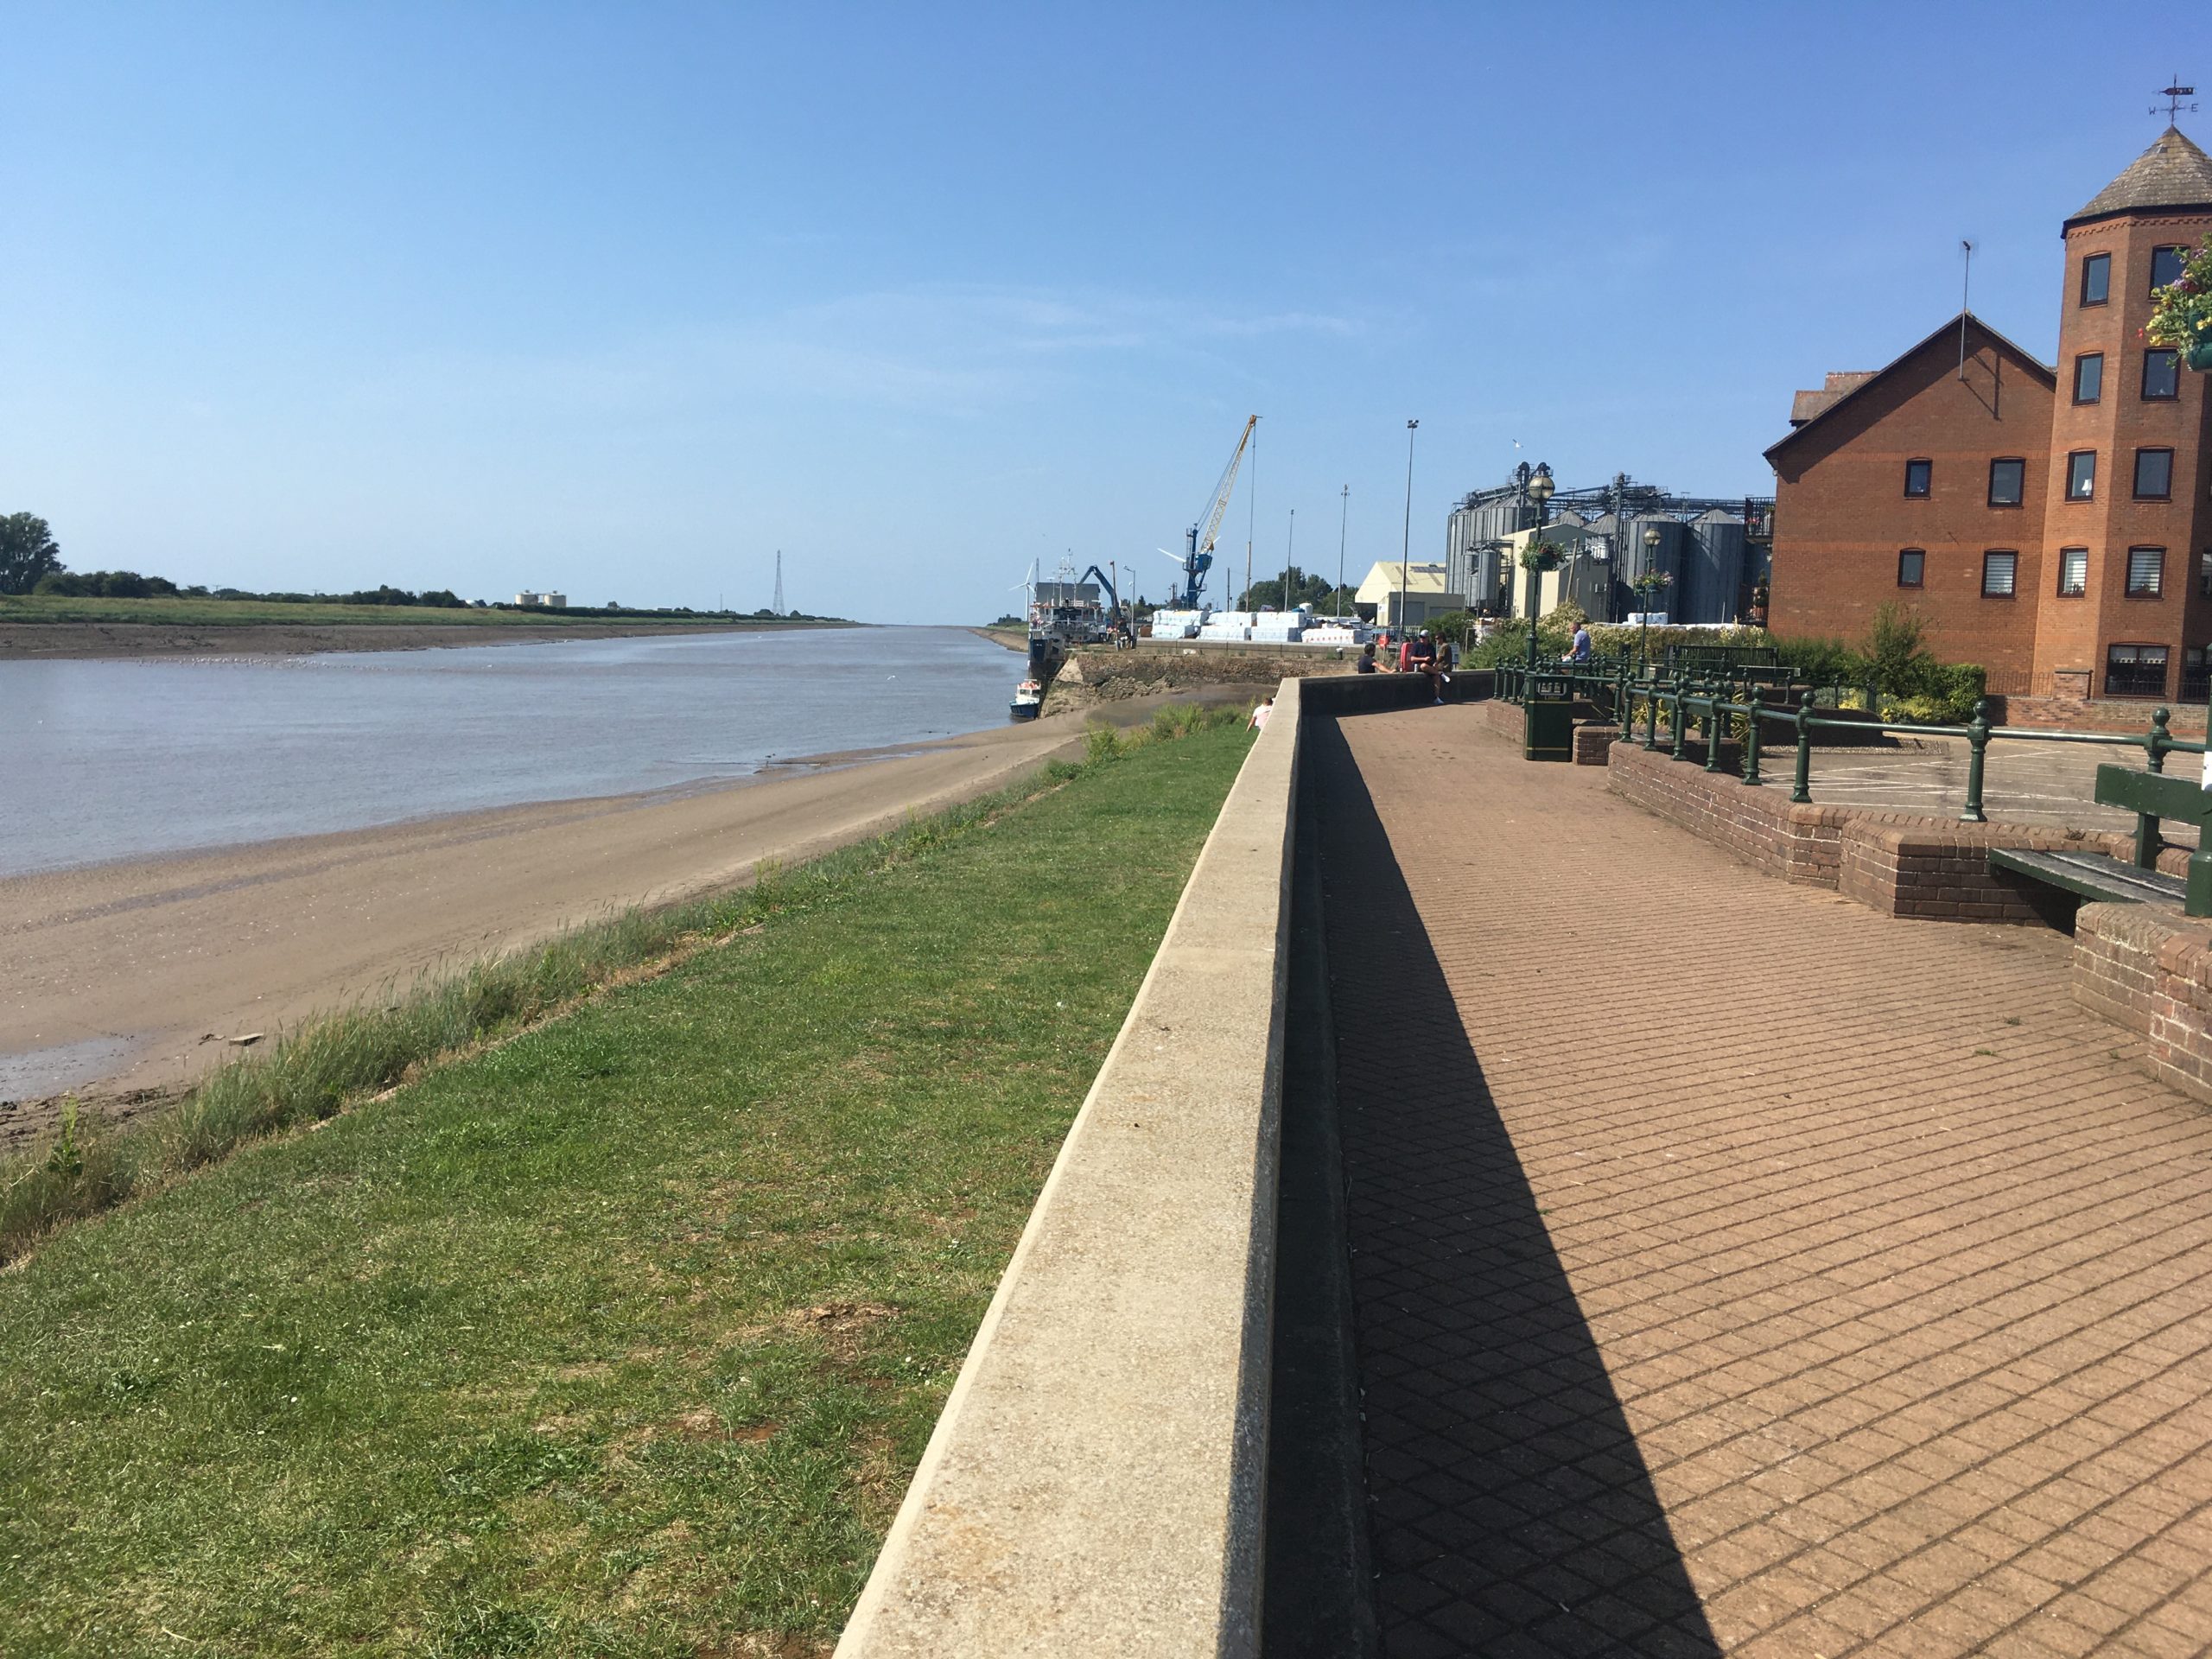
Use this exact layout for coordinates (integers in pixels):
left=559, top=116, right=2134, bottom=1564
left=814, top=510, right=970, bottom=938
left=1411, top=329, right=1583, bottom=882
left=2145, top=349, right=2180, bottom=399
left=1982, top=550, right=2018, bottom=597
left=2057, top=547, right=2088, bottom=596
left=1987, top=457, right=2024, bottom=505
left=2152, top=245, right=2187, bottom=290
left=1897, top=550, right=1925, bottom=588
left=2189, top=648, right=2212, bottom=704
left=1904, top=458, right=1931, bottom=498
left=2073, top=353, right=2103, bottom=404
left=2081, top=252, right=2111, bottom=305
left=2203, top=550, right=2212, bottom=600
left=2135, top=448, right=2175, bottom=500
left=2066, top=451, right=2097, bottom=500
left=2107, top=644, right=2169, bottom=699
left=2126, top=546, right=2165, bottom=597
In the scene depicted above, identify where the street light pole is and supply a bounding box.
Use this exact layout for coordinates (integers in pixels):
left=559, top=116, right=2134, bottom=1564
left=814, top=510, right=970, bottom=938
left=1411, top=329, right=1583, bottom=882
left=1399, top=421, right=1419, bottom=641
left=1641, top=524, right=1662, bottom=674
left=1338, top=484, right=1350, bottom=616
left=1525, top=465, right=1554, bottom=673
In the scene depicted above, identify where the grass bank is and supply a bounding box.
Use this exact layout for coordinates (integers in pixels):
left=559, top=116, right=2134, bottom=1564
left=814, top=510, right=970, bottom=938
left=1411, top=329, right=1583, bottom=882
left=0, top=707, right=1250, bottom=1657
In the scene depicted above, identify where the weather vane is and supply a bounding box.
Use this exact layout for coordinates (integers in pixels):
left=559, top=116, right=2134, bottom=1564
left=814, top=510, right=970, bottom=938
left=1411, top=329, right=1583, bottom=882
left=2153, top=77, right=2197, bottom=124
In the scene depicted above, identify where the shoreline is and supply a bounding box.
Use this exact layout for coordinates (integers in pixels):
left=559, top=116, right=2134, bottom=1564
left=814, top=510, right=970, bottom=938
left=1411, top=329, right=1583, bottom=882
left=0, top=618, right=856, bottom=662
left=0, top=688, right=1238, bottom=1140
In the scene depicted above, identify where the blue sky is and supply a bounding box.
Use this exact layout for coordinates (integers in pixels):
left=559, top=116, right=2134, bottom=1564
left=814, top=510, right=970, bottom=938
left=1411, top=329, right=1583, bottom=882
left=2, top=2, right=2196, bottom=621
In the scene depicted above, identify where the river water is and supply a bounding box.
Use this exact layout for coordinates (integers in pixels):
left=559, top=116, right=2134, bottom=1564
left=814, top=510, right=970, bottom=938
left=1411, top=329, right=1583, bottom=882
left=0, top=626, right=1019, bottom=877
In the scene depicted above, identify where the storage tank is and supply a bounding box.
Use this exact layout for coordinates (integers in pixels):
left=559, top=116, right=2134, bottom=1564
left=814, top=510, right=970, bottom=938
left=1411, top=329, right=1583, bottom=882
left=1686, top=512, right=1748, bottom=625
left=1618, top=517, right=1688, bottom=618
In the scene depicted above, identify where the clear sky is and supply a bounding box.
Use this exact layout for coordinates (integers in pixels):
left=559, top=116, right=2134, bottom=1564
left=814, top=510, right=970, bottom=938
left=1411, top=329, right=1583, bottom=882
left=2, top=2, right=2197, bottom=622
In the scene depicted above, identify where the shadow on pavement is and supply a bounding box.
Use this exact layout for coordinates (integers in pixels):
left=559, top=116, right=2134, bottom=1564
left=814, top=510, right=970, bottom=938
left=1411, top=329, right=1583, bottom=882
left=1307, top=714, right=1721, bottom=1659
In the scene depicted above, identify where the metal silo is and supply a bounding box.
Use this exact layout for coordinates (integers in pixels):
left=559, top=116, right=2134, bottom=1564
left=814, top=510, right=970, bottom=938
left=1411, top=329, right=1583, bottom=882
left=1688, top=511, right=1747, bottom=625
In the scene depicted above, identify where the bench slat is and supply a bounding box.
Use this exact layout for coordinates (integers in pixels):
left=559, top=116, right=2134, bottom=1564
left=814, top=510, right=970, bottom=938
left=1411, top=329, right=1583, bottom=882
left=2094, top=765, right=2212, bottom=827
left=1989, top=847, right=2189, bottom=906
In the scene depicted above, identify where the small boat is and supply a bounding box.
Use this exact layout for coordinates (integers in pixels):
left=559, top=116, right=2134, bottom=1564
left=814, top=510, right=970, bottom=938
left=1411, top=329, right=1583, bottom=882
left=1010, top=677, right=1044, bottom=721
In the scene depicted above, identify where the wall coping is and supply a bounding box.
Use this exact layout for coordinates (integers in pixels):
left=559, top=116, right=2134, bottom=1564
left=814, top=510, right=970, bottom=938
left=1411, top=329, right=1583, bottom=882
left=836, top=678, right=1305, bottom=1656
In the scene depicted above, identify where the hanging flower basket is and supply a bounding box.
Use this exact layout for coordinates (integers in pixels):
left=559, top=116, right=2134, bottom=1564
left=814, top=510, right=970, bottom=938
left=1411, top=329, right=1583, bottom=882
left=1518, top=542, right=1563, bottom=572
left=2145, top=234, right=2212, bottom=372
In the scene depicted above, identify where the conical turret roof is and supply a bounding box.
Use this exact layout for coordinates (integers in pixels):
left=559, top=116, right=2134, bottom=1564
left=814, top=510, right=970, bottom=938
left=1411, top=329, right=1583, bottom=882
left=2068, top=126, right=2212, bottom=226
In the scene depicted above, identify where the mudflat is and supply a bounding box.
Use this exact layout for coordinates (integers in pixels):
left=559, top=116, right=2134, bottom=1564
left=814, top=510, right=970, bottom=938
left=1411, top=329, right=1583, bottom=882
left=0, top=709, right=1173, bottom=1143
left=0, top=619, right=830, bottom=660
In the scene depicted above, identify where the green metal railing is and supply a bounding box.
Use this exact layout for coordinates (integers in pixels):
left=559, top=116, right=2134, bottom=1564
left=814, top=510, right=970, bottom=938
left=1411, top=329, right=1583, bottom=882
left=1646, top=680, right=2202, bottom=825
left=1491, top=661, right=2209, bottom=827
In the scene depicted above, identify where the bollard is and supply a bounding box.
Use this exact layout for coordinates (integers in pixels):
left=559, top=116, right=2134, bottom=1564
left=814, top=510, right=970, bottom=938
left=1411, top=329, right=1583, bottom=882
left=1961, top=699, right=1990, bottom=823
left=1742, top=696, right=1764, bottom=786
left=2148, top=707, right=2172, bottom=774
left=1791, top=692, right=1814, bottom=804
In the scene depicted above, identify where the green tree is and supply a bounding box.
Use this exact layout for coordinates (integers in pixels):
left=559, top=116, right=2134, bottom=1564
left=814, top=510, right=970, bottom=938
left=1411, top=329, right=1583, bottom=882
left=0, top=513, right=62, bottom=595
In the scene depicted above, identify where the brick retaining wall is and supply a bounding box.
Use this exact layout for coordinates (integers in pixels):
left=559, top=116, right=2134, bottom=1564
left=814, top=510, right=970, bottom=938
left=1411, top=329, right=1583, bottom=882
left=1988, top=696, right=2204, bottom=736
left=2073, top=904, right=2212, bottom=1106
left=1838, top=822, right=2132, bottom=923
left=1607, top=742, right=1853, bottom=886
left=1607, top=742, right=2142, bottom=919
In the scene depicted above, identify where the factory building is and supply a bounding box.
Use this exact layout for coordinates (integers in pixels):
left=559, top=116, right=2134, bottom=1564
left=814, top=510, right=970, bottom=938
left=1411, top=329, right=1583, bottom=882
left=1443, top=469, right=1773, bottom=625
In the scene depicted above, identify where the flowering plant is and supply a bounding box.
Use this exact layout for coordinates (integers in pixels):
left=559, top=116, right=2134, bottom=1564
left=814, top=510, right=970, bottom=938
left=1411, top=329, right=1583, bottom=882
left=1517, top=542, right=1563, bottom=571
left=1632, top=569, right=1673, bottom=594
left=2146, top=233, right=2212, bottom=369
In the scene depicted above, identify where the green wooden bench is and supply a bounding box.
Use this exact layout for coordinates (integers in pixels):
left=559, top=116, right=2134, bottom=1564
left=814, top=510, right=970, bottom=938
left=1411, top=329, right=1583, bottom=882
left=1988, top=765, right=2212, bottom=916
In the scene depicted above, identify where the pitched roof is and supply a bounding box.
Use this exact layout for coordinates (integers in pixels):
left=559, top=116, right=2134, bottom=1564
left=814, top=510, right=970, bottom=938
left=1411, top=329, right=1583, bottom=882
left=1789, top=371, right=1878, bottom=426
left=2069, top=125, right=2212, bottom=226
left=1764, top=312, right=2055, bottom=465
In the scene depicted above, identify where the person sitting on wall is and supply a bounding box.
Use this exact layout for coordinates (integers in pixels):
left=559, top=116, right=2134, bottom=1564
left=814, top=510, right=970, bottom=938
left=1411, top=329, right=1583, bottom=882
left=1562, top=620, right=1592, bottom=664
left=1249, top=695, right=1274, bottom=731
left=1356, top=642, right=1379, bottom=675
left=1408, top=629, right=1441, bottom=704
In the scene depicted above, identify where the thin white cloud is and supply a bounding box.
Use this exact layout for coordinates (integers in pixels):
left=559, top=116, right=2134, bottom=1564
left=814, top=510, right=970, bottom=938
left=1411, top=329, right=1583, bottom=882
left=335, top=283, right=1369, bottom=425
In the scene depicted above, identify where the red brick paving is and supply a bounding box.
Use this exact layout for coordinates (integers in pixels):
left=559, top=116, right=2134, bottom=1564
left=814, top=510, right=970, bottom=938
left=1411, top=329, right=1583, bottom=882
left=1312, top=705, right=2212, bottom=1658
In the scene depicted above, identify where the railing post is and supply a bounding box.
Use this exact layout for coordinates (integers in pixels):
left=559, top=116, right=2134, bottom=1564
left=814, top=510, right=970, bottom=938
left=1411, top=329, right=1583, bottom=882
left=2148, top=707, right=2172, bottom=774
left=1703, top=683, right=1724, bottom=772
left=1643, top=672, right=1660, bottom=750
left=1672, top=680, right=1689, bottom=760
left=1961, top=699, right=1990, bottom=824
left=1742, top=696, right=1763, bottom=786
left=1791, top=691, right=1814, bottom=804
left=1618, top=659, right=1634, bottom=742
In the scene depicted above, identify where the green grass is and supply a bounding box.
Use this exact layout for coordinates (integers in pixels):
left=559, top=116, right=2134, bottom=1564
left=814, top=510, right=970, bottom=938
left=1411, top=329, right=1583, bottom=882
left=0, top=716, right=1252, bottom=1657
left=0, top=594, right=842, bottom=629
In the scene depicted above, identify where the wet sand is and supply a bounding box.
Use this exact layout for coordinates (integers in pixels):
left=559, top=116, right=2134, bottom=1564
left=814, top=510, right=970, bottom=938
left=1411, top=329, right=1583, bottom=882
left=0, top=620, right=844, bottom=661
left=0, top=691, right=1239, bottom=1146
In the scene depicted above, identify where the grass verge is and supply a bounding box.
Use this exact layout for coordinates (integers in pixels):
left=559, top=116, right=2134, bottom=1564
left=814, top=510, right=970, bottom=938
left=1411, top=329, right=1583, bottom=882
left=0, top=705, right=1252, bottom=1656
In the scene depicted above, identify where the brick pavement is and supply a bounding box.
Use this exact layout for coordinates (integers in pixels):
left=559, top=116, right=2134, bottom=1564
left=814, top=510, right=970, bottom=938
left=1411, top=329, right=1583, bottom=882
left=1312, top=705, right=2212, bottom=1657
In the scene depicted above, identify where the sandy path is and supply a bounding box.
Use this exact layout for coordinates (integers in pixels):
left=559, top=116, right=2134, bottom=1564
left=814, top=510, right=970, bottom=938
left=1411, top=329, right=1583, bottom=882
left=0, top=704, right=1204, bottom=1142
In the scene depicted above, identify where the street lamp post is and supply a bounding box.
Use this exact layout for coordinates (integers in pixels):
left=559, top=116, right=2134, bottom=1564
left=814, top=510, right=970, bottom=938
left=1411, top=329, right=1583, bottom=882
left=1338, top=485, right=1349, bottom=618
left=1639, top=524, right=1662, bottom=673
left=1524, top=466, right=1554, bottom=674
left=1399, top=421, right=1419, bottom=644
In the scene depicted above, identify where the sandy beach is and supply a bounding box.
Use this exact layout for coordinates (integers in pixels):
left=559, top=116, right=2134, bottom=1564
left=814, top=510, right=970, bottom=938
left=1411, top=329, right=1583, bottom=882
left=0, top=690, right=1239, bottom=1147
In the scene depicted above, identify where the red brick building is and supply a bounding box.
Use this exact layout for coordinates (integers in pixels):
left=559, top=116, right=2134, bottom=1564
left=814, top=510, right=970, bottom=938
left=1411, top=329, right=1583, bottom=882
left=1767, top=127, right=2212, bottom=701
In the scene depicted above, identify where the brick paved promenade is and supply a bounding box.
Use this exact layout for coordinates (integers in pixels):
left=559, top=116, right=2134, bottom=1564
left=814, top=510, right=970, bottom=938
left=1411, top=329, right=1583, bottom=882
left=1313, top=706, right=2212, bottom=1657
